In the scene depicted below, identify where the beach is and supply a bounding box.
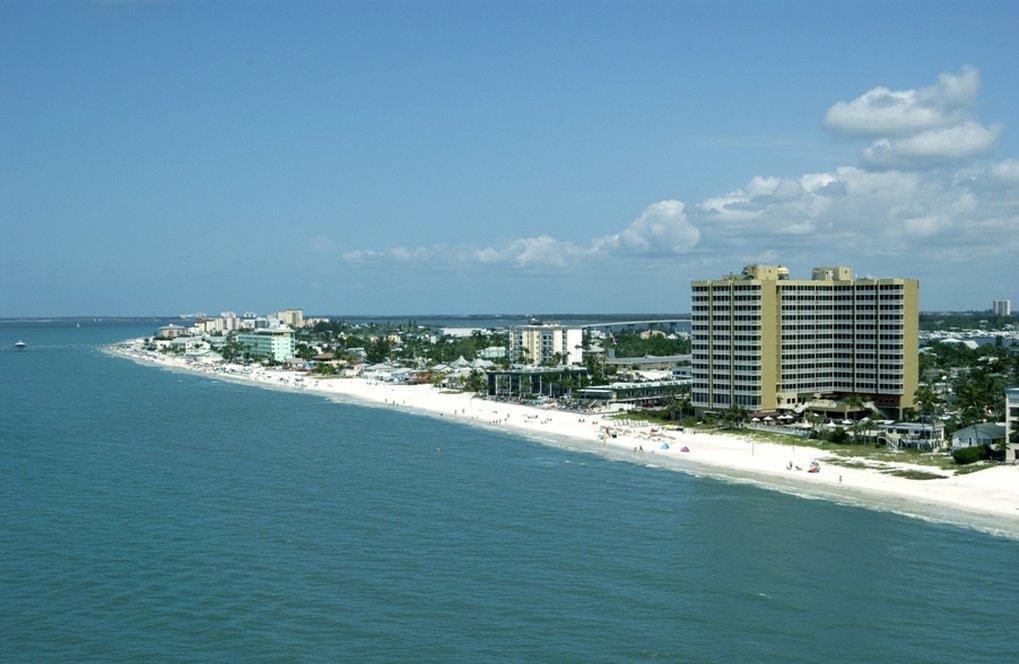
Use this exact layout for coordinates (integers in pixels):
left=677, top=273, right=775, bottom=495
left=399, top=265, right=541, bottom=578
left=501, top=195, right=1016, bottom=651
left=108, top=339, right=1019, bottom=538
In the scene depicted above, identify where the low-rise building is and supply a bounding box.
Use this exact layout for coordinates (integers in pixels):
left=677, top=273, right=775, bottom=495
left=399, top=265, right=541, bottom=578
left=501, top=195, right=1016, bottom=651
left=604, top=353, right=691, bottom=371
left=170, top=336, right=209, bottom=353
left=576, top=380, right=689, bottom=406
left=951, top=423, right=1006, bottom=450
left=441, top=327, right=487, bottom=338
left=237, top=327, right=296, bottom=362
left=486, top=367, right=588, bottom=398
left=477, top=346, right=507, bottom=360
left=156, top=324, right=188, bottom=339
left=876, top=421, right=945, bottom=450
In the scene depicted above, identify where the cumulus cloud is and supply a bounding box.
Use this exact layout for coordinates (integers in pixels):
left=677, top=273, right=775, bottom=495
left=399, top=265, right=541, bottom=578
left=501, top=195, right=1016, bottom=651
left=340, top=201, right=700, bottom=270
left=593, top=200, right=699, bottom=256
left=862, top=121, right=1003, bottom=169
left=695, top=164, right=1017, bottom=253
left=824, top=65, right=980, bottom=137
left=824, top=65, right=1001, bottom=170
left=334, top=66, right=1018, bottom=273
left=989, top=159, right=1019, bottom=185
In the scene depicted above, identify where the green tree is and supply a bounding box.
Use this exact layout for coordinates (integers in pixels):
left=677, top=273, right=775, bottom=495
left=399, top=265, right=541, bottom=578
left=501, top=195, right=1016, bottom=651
left=464, top=369, right=486, bottom=393
left=584, top=354, right=606, bottom=385
left=720, top=404, right=749, bottom=429
left=366, top=336, right=392, bottom=364
left=829, top=426, right=850, bottom=445
left=664, top=396, right=693, bottom=421
left=841, top=395, right=866, bottom=420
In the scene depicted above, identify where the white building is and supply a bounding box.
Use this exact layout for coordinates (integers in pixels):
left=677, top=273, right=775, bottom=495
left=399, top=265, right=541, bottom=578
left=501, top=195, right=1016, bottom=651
left=273, top=308, right=304, bottom=328
left=441, top=327, right=487, bottom=338
left=1006, top=388, right=1019, bottom=463
left=993, top=299, right=1011, bottom=317
left=508, top=324, right=583, bottom=365
left=236, top=327, right=296, bottom=362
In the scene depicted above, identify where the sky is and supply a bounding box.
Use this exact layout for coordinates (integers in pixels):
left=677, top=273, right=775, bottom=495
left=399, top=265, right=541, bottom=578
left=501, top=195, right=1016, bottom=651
left=2, top=1, right=1018, bottom=316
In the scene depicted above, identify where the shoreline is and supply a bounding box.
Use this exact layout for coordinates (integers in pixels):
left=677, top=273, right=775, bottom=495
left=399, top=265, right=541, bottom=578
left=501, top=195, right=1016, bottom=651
left=106, top=340, right=1019, bottom=540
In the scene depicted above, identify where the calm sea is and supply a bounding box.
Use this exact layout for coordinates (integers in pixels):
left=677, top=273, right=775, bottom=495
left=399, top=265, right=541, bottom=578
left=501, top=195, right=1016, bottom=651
left=2, top=321, right=1016, bottom=662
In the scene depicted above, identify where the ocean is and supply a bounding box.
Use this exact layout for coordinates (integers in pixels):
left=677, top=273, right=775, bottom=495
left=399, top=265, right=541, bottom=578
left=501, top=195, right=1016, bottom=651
left=2, top=321, right=1016, bottom=662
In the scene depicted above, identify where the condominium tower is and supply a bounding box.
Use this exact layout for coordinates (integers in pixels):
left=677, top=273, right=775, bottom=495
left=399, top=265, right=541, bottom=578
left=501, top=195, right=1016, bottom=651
left=508, top=324, right=583, bottom=365
left=691, top=265, right=918, bottom=417
left=993, top=299, right=1011, bottom=317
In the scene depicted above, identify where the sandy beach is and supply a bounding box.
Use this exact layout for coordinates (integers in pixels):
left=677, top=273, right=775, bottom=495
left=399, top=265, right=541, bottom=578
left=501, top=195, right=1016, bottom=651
left=107, top=339, right=1019, bottom=539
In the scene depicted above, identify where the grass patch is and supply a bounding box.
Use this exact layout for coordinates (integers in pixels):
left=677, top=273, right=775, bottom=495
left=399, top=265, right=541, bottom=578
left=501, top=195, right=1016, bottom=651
left=607, top=419, right=974, bottom=472
left=610, top=411, right=671, bottom=423
left=953, top=462, right=996, bottom=476
left=882, top=469, right=947, bottom=480
left=826, top=459, right=879, bottom=470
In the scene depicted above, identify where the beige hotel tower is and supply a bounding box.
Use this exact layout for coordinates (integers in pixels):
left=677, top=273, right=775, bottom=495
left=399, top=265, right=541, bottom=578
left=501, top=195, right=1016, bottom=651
left=691, top=265, right=918, bottom=417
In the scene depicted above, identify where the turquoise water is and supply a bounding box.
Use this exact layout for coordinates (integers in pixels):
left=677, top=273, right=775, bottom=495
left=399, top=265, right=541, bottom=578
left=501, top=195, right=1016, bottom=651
left=2, top=322, right=1017, bottom=662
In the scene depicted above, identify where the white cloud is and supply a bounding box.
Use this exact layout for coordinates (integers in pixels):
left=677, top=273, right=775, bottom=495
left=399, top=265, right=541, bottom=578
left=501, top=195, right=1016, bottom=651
left=862, top=121, right=1002, bottom=169
left=336, top=66, right=1018, bottom=274
left=989, top=159, right=1019, bottom=185
left=593, top=200, right=699, bottom=256
left=695, top=165, right=1019, bottom=255
left=823, top=65, right=1002, bottom=171
left=824, top=65, right=980, bottom=137
left=341, top=201, right=701, bottom=270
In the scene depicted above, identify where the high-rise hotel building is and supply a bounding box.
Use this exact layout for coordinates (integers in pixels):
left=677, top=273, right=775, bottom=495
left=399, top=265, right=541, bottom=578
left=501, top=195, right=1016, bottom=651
left=690, top=265, right=918, bottom=417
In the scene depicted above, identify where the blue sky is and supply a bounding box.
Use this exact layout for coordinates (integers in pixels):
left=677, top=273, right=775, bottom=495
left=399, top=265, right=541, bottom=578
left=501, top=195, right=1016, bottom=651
left=2, top=1, right=1018, bottom=316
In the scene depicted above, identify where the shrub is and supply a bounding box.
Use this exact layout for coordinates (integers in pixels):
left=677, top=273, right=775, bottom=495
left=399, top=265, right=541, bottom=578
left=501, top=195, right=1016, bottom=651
left=829, top=427, right=850, bottom=445
left=952, top=444, right=990, bottom=466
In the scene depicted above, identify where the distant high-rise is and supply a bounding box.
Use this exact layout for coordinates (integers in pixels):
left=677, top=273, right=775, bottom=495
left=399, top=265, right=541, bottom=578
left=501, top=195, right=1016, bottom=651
left=691, top=264, right=918, bottom=417
left=993, top=299, right=1011, bottom=317
left=273, top=308, right=305, bottom=328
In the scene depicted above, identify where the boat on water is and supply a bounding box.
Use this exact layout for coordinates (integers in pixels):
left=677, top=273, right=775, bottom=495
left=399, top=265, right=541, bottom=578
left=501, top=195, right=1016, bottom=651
left=15, top=340, right=27, bottom=350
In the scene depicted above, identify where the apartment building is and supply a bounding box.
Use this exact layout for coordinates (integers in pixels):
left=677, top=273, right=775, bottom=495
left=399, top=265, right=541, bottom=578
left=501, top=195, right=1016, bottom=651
left=1006, top=388, right=1019, bottom=463
left=273, top=308, right=304, bottom=328
left=993, top=299, right=1011, bottom=317
left=237, top=327, right=296, bottom=362
left=691, top=264, right=918, bottom=417
left=508, top=324, right=583, bottom=366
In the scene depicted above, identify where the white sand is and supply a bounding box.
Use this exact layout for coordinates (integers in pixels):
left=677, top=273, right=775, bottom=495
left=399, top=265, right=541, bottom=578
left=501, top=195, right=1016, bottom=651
left=108, top=340, right=1019, bottom=539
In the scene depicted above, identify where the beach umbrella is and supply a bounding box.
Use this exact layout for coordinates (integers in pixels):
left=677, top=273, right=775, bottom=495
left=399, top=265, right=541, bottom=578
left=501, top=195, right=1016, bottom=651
left=751, top=417, right=760, bottom=422
left=660, top=442, right=670, bottom=450
left=680, top=446, right=690, bottom=453
left=763, top=416, right=773, bottom=422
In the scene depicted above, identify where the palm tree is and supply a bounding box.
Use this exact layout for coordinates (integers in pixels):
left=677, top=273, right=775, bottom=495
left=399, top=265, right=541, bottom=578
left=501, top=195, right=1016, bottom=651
left=914, top=383, right=943, bottom=444
left=665, top=396, right=693, bottom=421
left=721, top=404, right=749, bottom=429
left=805, top=410, right=824, bottom=433
left=843, top=395, right=866, bottom=420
